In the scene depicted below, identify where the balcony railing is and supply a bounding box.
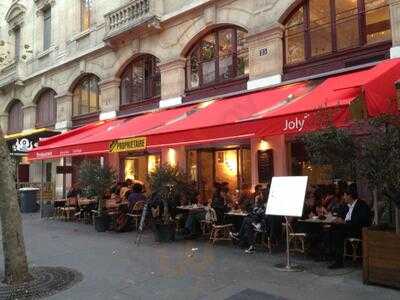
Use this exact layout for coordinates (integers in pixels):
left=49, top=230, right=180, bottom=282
left=105, top=0, right=160, bottom=39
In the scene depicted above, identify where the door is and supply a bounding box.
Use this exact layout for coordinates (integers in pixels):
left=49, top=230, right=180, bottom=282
left=198, top=150, right=214, bottom=202
left=18, top=164, right=30, bottom=183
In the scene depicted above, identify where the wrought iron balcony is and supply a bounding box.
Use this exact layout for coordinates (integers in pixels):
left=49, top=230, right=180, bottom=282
left=104, top=0, right=162, bottom=41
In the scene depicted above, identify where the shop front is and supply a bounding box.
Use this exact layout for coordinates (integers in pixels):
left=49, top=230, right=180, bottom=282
left=28, top=60, right=400, bottom=199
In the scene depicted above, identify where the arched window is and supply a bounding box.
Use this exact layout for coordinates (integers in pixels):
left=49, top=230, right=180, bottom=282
left=186, top=27, right=248, bottom=90
left=72, top=74, right=99, bottom=117
left=8, top=100, right=23, bottom=134
left=120, top=55, right=161, bottom=106
left=36, top=89, right=56, bottom=127
left=284, top=0, right=391, bottom=66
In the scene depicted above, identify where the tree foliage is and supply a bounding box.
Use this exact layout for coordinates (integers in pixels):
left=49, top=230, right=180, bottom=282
left=78, top=159, right=116, bottom=214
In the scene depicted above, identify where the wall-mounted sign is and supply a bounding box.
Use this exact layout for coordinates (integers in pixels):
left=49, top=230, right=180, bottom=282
left=56, top=166, right=73, bottom=174
left=258, top=149, right=274, bottom=184
left=109, top=137, right=147, bottom=153
left=259, top=48, right=268, bottom=56
left=12, top=138, right=37, bottom=153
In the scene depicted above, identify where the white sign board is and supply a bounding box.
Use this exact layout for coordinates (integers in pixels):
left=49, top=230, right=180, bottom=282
left=266, top=176, right=308, bottom=217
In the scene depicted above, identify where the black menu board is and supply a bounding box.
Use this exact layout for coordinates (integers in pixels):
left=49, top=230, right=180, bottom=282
left=258, top=149, right=274, bottom=183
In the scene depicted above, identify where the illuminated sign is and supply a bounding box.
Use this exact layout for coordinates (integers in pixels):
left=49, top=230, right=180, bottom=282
left=109, top=137, right=147, bottom=153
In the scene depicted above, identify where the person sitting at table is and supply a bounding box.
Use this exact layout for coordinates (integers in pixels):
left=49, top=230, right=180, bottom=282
left=127, top=183, right=147, bottom=209
left=211, top=183, right=230, bottom=224
left=67, top=183, right=81, bottom=198
left=328, top=183, right=371, bottom=269
left=327, top=188, right=348, bottom=219
left=314, top=196, right=328, bottom=218
left=302, top=192, right=316, bottom=219
left=119, top=179, right=132, bottom=200
left=237, top=184, right=254, bottom=213
left=183, top=192, right=206, bottom=238
left=229, top=195, right=267, bottom=254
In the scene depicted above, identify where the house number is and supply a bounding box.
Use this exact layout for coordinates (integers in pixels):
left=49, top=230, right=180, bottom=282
left=259, top=48, right=268, bottom=56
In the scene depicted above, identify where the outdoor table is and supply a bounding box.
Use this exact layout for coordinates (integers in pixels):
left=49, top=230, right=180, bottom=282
left=225, top=210, right=248, bottom=231
left=177, top=205, right=206, bottom=213
left=53, top=199, right=66, bottom=208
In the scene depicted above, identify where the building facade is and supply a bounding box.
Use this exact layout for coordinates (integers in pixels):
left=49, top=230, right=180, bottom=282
left=1, top=0, right=399, bottom=197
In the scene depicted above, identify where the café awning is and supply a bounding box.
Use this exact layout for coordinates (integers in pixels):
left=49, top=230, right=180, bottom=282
left=29, top=59, right=400, bottom=161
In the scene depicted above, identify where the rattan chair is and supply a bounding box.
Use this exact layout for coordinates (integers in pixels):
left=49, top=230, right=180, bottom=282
left=127, top=201, right=146, bottom=230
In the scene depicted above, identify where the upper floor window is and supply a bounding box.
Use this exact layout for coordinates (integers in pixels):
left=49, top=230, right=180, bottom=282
left=120, top=55, right=161, bottom=106
left=14, top=27, right=20, bottom=61
left=72, top=75, right=99, bottom=117
left=8, top=100, right=23, bottom=134
left=36, top=89, right=56, bottom=127
left=81, top=0, right=92, bottom=31
left=284, top=0, right=391, bottom=65
left=43, top=7, right=51, bottom=50
left=186, top=27, right=248, bottom=90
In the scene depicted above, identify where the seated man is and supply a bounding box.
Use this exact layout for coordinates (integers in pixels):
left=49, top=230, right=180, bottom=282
left=328, top=183, right=371, bottom=269
left=229, top=196, right=267, bottom=254
left=127, top=183, right=147, bottom=208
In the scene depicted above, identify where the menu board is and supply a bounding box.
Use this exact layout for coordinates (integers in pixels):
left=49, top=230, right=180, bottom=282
left=258, top=149, right=274, bottom=183
left=266, top=176, right=308, bottom=217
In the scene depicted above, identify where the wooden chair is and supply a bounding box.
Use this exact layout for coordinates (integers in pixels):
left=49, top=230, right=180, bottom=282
left=344, top=238, right=362, bottom=261
left=127, top=201, right=145, bottom=230
left=283, top=222, right=307, bottom=254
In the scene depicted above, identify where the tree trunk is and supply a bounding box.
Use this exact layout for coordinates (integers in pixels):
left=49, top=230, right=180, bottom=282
left=396, top=207, right=400, bottom=234
left=372, top=189, right=379, bottom=225
left=0, top=127, right=31, bottom=284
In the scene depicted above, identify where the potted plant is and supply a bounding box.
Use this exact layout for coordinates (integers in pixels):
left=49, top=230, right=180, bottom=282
left=301, top=115, right=400, bottom=288
left=356, top=116, right=400, bottom=288
left=78, top=159, right=116, bottom=232
left=147, top=164, right=197, bottom=242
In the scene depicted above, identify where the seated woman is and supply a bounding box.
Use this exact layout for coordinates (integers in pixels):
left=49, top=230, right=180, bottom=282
left=183, top=192, right=206, bottom=238
left=229, top=196, right=267, bottom=254
left=237, top=184, right=254, bottom=213
left=127, top=183, right=147, bottom=209
left=211, top=184, right=230, bottom=225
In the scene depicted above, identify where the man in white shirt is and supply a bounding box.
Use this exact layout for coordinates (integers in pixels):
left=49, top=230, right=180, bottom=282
left=328, top=183, right=370, bottom=269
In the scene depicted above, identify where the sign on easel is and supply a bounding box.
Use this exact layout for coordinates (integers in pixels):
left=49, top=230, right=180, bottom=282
left=266, top=176, right=308, bottom=217
left=266, top=176, right=308, bottom=272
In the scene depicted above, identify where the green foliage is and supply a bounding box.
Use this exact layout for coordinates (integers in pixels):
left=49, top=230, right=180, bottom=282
left=301, top=126, right=357, bottom=180
left=358, top=115, right=400, bottom=209
left=78, top=159, right=116, bottom=214
left=147, top=164, right=197, bottom=222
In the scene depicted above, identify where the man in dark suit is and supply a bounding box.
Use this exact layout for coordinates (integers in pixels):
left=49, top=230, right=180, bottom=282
left=328, top=183, right=371, bottom=269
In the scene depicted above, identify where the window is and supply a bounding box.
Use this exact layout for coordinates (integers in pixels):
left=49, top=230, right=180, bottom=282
left=72, top=75, right=99, bottom=116
left=14, top=27, right=20, bottom=61
left=36, top=89, right=56, bottom=127
left=186, top=27, right=248, bottom=90
left=120, top=55, right=160, bottom=106
left=284, top=0, right=391, bottom=65
left=8, top=101, right=23, bottom=134
left=81, top=0, right=92, bottom=31
left=43, top=8, right=51, bottom=50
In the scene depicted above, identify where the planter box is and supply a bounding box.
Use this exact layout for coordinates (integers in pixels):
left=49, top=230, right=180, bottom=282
left=363, top=227, right=400, bottom=289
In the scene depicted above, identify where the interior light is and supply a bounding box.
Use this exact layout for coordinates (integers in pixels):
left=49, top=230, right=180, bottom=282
left=167, top=148, right=177, bottom=167
left=259, top=140, right=270, bottom=151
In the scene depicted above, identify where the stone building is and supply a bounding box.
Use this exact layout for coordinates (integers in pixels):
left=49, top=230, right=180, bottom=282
left=0, top=0, right=399, bottom=197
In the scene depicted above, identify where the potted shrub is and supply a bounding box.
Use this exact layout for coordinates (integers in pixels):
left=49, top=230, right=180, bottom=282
left=356, top=116, right=400, bottom=288
left=78, top=159, right=116, bottom=232
left=147, top=164, right=197, bottom=242
left=302, top=115, right=400, bottom=288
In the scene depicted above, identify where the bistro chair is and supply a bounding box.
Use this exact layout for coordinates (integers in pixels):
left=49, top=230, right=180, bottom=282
left=127, top=201, right=146, bottom=230
left=255, top=228, right=272, bottom=254
left=344, top=237, right=362, bottom=262
left=209, top=208, right=233, bottom=244
left=60, top=197, right=78, bottom=221
left=283, top=222, right=307, bottom=254
left=201, top=206, right=218, bottom=237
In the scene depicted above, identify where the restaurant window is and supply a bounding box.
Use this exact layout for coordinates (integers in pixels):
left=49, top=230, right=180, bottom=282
left=43, top=7, right=51, bottom=50
left=8, top=100, right=23, bottom=134
left=81, top=0, right=92, bottom=31
left=284, top=0, right=391, bottom=65
left=120, top=55, right=161, bottom=107
left=72, top=74, right=99, bottom=117
left=186, top=27, right=248, bottom=90
left=36, top=89, right=56, bottom=128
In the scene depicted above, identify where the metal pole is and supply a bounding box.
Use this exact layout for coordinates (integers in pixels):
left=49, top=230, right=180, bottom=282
left=40, top=160, right=44, bottom=218
left=62, top=157, right=66, bottom=199
left=285, top=216, right=290, bottom=269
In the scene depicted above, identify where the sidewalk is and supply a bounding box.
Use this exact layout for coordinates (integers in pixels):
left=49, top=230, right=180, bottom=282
left=1, top=214, right=398, bottom=300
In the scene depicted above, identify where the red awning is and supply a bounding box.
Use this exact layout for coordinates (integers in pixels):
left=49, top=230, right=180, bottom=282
left=29, top=59, right=400, bottom=161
